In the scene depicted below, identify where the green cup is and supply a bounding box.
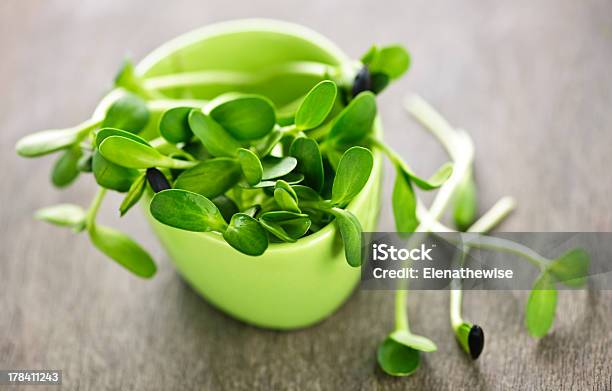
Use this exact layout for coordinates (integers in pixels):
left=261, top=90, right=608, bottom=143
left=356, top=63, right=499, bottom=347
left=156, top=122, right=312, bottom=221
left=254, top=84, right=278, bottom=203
left=96, top=19, right=383, bottom=329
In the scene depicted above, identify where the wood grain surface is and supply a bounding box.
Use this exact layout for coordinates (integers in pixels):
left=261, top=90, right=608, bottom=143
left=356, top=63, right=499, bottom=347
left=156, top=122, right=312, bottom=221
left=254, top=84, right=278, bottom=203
left=1, top=0, right=611, bottom=390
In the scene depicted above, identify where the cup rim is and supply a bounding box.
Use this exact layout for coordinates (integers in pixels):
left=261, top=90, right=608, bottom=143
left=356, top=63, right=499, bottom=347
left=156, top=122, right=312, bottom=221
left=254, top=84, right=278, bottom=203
left=135, top=18, right=350, bottom=76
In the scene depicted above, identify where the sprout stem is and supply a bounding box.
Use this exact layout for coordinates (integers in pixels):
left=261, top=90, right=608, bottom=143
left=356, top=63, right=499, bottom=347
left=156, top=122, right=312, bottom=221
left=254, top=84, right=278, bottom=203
left=395, top=289, right=409, bottom=331
left=166, top=158, right=199, bottom=170
left=462, top=235, right=549, bottom=270
left=85, top=187, right=107, bottom=230
left=367, top=137, right=423, bottom=180
left=450, top=275, right=465, bottom=329
left=467, top=197, right=516, bottom=233
left=404, top=95, right=463, bottom=161
left=391, top=96, right=477, bottom=340
left=148, top=137, right=196, bottom=161
left=404, top=95, right=478, bottom=230
left=449, top=196, right=517, bottom=329
left=78, top=117, right=104, bottom=136
left=280, top=124, right=298, bottom=136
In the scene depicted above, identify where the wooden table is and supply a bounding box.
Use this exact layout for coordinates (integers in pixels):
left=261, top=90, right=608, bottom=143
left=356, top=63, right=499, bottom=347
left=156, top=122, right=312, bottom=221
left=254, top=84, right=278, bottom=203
left=1, top=1, right=610, bottom=389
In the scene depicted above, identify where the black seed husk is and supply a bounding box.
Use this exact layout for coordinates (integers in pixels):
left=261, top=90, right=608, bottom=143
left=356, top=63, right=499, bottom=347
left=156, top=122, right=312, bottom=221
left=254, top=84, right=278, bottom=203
left=146, top=168, right=171, bottom=193
left=352, top=66, right=372, bottom=97
left=468, top=325, right=485, bottom=360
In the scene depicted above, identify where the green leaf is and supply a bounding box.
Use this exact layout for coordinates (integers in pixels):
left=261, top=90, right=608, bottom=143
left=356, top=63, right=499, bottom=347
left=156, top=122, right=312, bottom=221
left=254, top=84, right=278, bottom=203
left=274, top=190, right=299, bottom=212
left=331, top=146, right=373, bottom=207
left=237, top=148, right=263, bottom=186
left=209, top=95, right=276, bottom=140
left=51, top=146, right=82, bottom=188
left=370, top=72, right=390, bottom=94
left=254, top=129, right=283, bottom=157
left=290, top=137, right=324, bottom=192
left=259, top=211, right=311, bottom=242
left=223, top=213, right=268, bottom=256
left=95, top=127, right=149, bottom=148
left=525, top=272, right=558, bottom=338
left=275, top=180, right=298, bottom=199
left=453, top=173, right=477, bottom=231
left=295, top=80, right=337, bottom=130
left=182, top=140, right=210, bottom=161
left=16, top=125, right=86, bottom=157
left=88, top=224, right=156, bottom=278
left=102, top=92, right=150, bottom=133
left=245, top=173, right=304, bottom=189
left=174, top=158, right=242, bottom=198
left=325, top=148, right=342, bottom=172
left=328, top=92, right=377, bottom=145
left=377, top=337, right=420, bottom=377
left=35, top=204, right=86, bottom=231
left=547, top=248, right=589, bottom=287
left=99, top=136, right=194, bottom=169
left=212, top=195, right=239, bottom=223
left=390, top=330, right=437, bottom=352
left=361, top=45, right=379, bottom=64
left=320, top=159, right=335, bottom=199
left=405, top=162, right=453, bottom=191
left=413, top=162, right=454, bottom=190
left=150, top=189, right=227, bottom=232
left=119, top=173, right=146, bottom=216
left=280, top=134, right=296, bottom=156
left=302, top=208, right=332, bottom=232
left=159, top=107, right=193, bottom=143
left=261, top=156, right=298, bottom=180
left=392, top=168, right=419, bottom=232
left=365, top=45, right=410, bottom=80
left=114, top=59, right=137, bottom=87
left=188, top=109, right=242, bottom=157
left=274, top=180, right=300, bottom=213
left=329, top=207, right=363, bottom=267
left=92, top=150, right=139, bottom=192
left=293, top=185, right=323, bottom=202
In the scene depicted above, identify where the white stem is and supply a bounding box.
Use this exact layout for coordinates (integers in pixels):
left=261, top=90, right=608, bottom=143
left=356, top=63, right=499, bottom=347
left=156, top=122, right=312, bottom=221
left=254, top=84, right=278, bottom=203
left=394, top=96, right=476, bottom=331
left=404, top=95, right=464, bottom=160
left=450, top=282, right=464, bottom=329
left=448, top=197, right=516, bottom=328
left=404, top=95, right=519, bottom=333
left=467, top=196, right=516, bottom=233
left=461, top=235, right=549, bottom=270
left=405, top=94, right=475, bottom=229
left=419, top=196, right=516, bottom=234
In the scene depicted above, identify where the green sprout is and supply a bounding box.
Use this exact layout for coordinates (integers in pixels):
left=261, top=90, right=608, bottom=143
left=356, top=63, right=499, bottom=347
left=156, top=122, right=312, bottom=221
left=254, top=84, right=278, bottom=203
left=449, top=197, right=516, bottom=359
left=450, top=249, right=485, bottom=360
left=377, top=289, right=437, bottom=376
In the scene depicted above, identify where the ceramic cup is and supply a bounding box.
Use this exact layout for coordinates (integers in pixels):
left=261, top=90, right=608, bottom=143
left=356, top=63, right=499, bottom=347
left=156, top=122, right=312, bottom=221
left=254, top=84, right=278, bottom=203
left=95, top=19, right=383, bottom=329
